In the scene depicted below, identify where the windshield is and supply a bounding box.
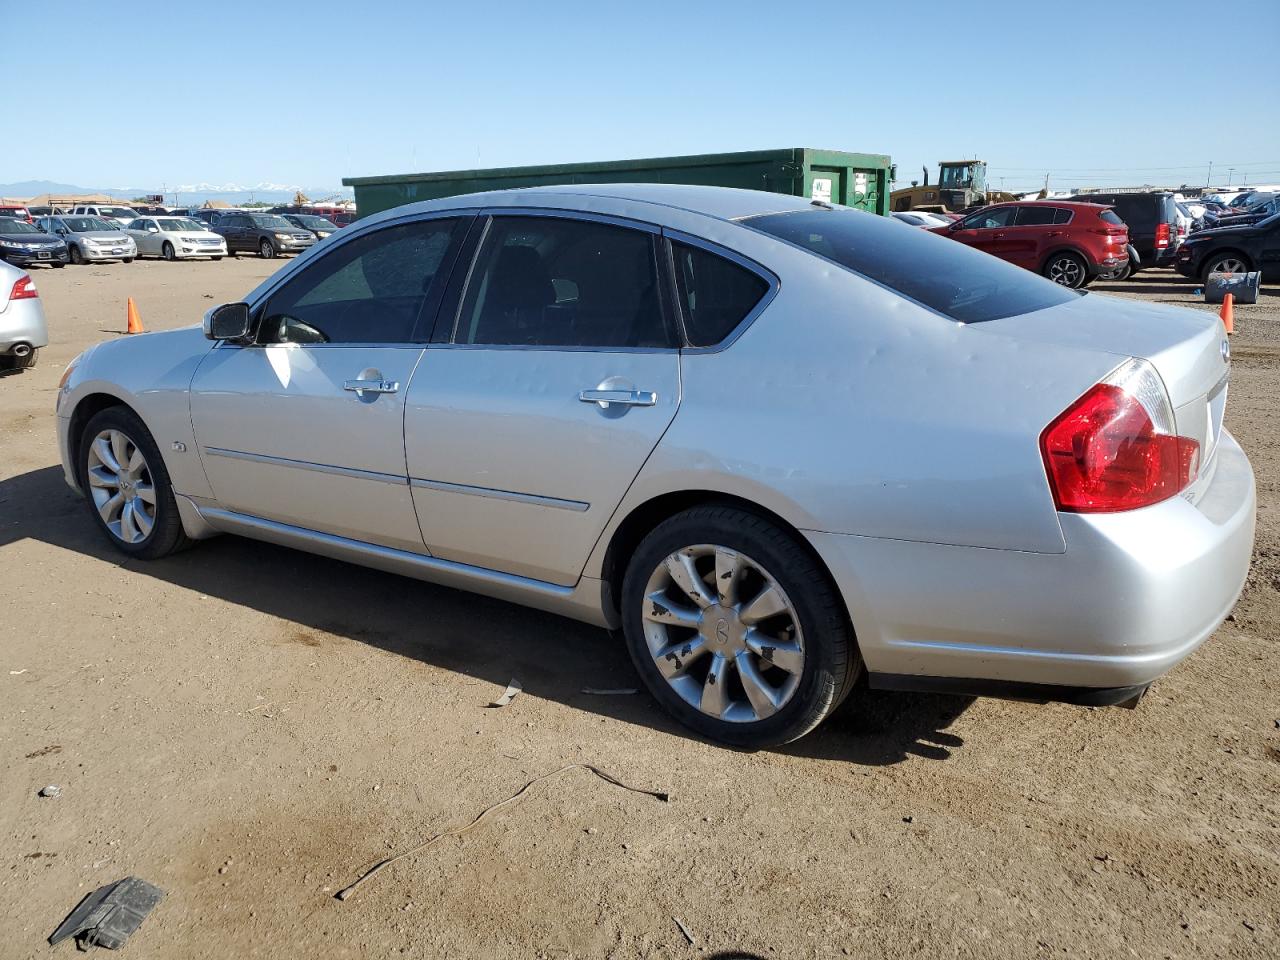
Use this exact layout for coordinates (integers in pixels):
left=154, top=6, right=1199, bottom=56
left=746, top=207, right=1076, bottom=324
left=0, top=218, right=41, bottom=234
left=66, top=217, right=117, bottom=232
left=250, top=215, right=294, bottom=229
left=938, top=165, right=972, bottom=188
left=294, top=215, right=335, bottom=229
left=97, top=207, right=136, bottom=218
left=156, top=218, right=198, bottom=231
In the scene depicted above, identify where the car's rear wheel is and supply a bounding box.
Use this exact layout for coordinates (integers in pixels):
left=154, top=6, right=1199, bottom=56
left=1203, top=252, right=1251, bottom=280
left=162, top=242, right=176, bottom=262
left=259, top=239, right=276, bottom=259
left=1044, top=252, right=1088, bottom=288
left=77, top=407, right=191, bottom=560
left=0, top=348, right=38, bottom=372
left=69, top=245, right=84, bottom=265
left=620, top=505, right=858, bottom=748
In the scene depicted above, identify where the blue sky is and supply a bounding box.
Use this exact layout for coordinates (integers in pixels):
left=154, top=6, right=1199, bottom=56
left=7, top=0, right=1279, bottom=193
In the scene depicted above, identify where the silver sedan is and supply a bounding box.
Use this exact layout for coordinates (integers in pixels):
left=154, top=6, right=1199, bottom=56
left=54, top=185, right=1255, bottom=747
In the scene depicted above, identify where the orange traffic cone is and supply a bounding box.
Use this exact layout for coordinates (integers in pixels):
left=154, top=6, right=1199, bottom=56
left=126, top=297, right=144, bottom=335
left=1219, top=292, right=1234, bottom=335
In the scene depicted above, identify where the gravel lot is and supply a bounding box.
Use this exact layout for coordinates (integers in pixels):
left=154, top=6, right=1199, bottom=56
left=2, top=257, right=1277, bottom=959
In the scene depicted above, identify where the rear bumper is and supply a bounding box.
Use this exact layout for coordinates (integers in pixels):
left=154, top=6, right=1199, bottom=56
left=806, top=429, right=1256, bottom=697
left=0, top=300, right=51, bottom=351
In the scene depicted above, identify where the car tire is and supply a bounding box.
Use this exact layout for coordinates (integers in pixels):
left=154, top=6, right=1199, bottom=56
left=620, top=504, right=860, bottom=748
left=259, top=239, right=276, bottom=260
left=123, top=258, right=134, bottom=264
left=1043, top=252, right=1088, bottom=288
left=0, top=348, right=39, bottom=371
left=1099, top=263, right=1131, bottom=282
left=212, top=256, right=222, bottom=261
left=162, top=242, right=176, bottom=262
left=69, top=245, right=84, bottom=265
left=52, top=262, right=65, bottom=269
left=1202, top=252, right=1252, bottom=281
left=77, top=406, right=192, bottom=561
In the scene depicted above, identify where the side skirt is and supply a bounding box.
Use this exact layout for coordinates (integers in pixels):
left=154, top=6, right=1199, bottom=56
left=194, top=505, right=616, bottom=628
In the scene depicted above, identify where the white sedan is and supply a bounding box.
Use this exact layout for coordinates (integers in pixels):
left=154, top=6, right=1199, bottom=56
left=125, top=217, right=227, bottom=261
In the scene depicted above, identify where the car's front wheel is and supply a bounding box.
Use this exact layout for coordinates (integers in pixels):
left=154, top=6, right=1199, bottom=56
left=620, top=505, right=859, bottom=748
left=259, top=239, right=276, bottom=259
left=77, top=407, right=191, bottom=560
left=69, top=245, right=84, bottom=265
left=1043, top=252, right=1088, bottom=288
left=162, top=242, right=176, bottom=261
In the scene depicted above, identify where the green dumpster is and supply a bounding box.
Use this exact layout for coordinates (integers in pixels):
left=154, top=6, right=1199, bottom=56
left=342, top=147, right=893, bottom=220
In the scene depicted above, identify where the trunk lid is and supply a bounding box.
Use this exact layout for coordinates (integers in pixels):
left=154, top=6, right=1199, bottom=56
left=978, top=293, right=1231, bottom=469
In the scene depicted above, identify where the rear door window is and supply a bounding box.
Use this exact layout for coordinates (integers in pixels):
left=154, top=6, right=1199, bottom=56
left=747, top=208, right=1076, bottom=324
left=670, top=241, right=770, bottom=347
left=1014, top=206, right=1057, bottom=226
left=456, top=216, right=676, bottom=349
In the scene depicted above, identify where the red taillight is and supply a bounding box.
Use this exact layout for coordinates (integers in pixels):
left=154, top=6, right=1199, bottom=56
left=1155, top=222, right=1171, bottom=248
left=10, top=275, right=38, bottom=300
left=1040, top=362, right=1199, bottom=513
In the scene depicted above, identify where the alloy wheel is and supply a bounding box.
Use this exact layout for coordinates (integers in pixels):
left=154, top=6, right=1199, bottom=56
left=1047, top=256, right=1084, bottom=287
left=1211, top=257, right=1247, bottom=275
left=86, top=429, right=156, bottom=544
left=641, top=544, right=805, bottom=723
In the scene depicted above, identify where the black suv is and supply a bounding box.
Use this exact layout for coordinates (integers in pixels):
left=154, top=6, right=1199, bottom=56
left=1175, top=212, right=1280, bottom=282
left=211, top=213, right=317, bottom=259
left=1073, top=191, right=1178, bottom=276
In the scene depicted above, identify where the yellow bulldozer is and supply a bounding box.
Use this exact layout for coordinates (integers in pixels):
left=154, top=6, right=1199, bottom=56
left=890, top=160, right=1016, bottom=213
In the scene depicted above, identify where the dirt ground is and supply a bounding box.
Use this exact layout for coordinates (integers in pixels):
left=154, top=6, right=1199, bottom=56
left=1, top=255, right=1277, bottom=960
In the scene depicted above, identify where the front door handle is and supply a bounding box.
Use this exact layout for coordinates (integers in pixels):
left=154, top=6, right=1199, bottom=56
left=344, top=378, right=400, bottom=396
left=578, top=388, right=657, bottom=408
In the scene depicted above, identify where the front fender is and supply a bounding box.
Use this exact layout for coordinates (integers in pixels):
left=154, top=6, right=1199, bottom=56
left=58, top=327, right=217, bottom=500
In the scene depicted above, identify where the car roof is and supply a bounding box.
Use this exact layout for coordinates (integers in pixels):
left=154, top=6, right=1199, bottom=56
left=986, top=199, right=1109, bottom=209
left=371, top=183, right=819, bottom=225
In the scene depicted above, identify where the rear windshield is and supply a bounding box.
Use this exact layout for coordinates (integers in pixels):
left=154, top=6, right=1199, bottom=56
left=745, top=208, right=1076, bottom=324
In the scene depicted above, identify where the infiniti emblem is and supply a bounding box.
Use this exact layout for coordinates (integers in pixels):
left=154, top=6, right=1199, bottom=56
left=1221, top=338, right=1231, bottom=363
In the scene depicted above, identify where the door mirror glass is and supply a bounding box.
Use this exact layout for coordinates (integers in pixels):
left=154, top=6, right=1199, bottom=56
left=205, top=302, right=253, bottom=342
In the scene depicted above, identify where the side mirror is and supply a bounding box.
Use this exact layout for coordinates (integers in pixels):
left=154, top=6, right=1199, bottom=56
left=148, top=226, right=159, bottom=233
left=204, top=302, right=253, bottom=342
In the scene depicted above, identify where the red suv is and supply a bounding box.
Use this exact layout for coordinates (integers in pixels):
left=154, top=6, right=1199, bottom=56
left=930, top=201, right=1128, bottom=288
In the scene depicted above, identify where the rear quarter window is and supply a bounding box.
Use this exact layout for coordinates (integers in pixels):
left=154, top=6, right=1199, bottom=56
left=671, top=241, right=770, bottom=347
left=1099, top=210, right=1125, bottom=226
left=746, top=208, right=1077, bottom=324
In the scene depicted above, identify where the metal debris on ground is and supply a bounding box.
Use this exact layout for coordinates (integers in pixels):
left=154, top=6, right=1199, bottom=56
left=674, top=916, right=697, bottom=946
left=335, top=763, right=669, bottom=901
left=48, top=876, right=164, bottom=951
left=486, top=678, right=522, bottom=708
left=38, top=785, right=61, bottom=798
left=581, top=687, right=638, bottom=695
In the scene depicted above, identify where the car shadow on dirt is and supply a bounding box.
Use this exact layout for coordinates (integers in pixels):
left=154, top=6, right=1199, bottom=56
left=1, top=464, right=972, bottom=765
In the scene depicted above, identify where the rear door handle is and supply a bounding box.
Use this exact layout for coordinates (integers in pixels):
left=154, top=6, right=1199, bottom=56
left=993, top=232, right=1006, bottom=239
left=578, top=389, right=657, bottom=408
left=344, top=378, right=400, bottom=396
